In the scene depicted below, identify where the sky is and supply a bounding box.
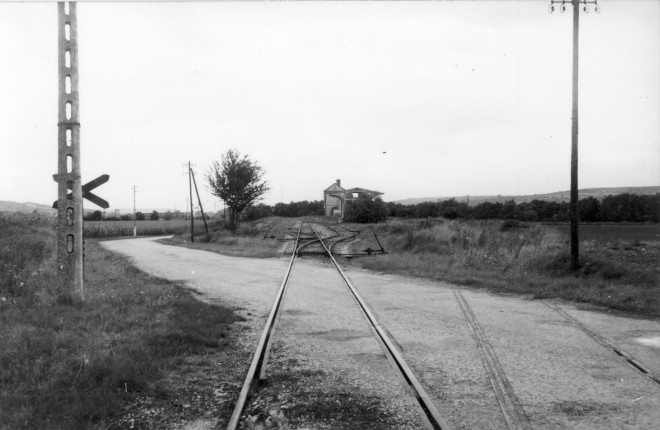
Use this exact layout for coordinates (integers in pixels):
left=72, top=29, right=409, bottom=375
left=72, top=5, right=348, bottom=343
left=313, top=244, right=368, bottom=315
left=1, top=0, right=658, bottom=213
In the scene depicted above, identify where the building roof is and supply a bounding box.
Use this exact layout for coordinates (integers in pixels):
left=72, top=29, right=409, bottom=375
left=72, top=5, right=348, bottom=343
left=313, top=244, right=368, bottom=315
left=324, top=182, right=345, bottom=193
left=346, top=187, right=383, bottom=196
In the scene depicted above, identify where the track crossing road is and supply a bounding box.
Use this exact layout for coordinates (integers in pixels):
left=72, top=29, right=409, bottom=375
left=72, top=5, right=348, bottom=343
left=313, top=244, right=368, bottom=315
left=102, top=236, right=660, bottom=429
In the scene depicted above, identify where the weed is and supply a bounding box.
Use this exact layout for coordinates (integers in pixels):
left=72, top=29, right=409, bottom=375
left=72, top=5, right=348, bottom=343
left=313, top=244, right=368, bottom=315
left=356, top=218, right=659, bottom=317
left=0, top=213, right=243, bottom=428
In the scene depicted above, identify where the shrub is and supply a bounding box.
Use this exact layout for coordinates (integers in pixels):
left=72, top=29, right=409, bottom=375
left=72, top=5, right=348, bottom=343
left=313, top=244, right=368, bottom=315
left=345, top=196, right=388, bottom=223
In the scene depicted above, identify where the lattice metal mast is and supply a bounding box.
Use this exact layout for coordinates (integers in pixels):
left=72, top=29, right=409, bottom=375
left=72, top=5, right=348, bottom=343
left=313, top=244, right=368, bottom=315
left=53, top=1, right=83, bottom=297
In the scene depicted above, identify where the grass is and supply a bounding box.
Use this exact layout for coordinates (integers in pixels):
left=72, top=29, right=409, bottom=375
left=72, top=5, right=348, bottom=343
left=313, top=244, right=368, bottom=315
left=83, top=219, right=213, bottom=238
left=160, top=215, right=659, bottom=318
left=547, top=223, right=659, bottom=242
left=0, top=212, right=243, bottom=429
left=162, top=216, right=298, bottom=258
left=350, top=218, right=660, bottom=318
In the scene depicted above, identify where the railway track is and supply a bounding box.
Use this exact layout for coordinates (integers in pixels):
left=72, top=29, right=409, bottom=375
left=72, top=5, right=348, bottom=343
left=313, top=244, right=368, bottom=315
left=101, top=232, right=660, bottom=429
left=279, top=221, right=385, bottom=257
left=227, top=221, right=450, bottom=430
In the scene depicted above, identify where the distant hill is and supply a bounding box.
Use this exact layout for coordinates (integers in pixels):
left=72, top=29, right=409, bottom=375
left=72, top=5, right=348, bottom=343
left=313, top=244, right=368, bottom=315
left=0, top=201, right=56, bottom=215
left=395, top=186, right=660, bottom=207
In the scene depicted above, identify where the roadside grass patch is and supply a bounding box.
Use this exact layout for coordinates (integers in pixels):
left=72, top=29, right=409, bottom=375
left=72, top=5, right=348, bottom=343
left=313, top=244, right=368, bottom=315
left=83, top=219, right=212, bottom=238
left=0, top=213, right=242, bottom=429
left=162, top=216, right=294, bottom=258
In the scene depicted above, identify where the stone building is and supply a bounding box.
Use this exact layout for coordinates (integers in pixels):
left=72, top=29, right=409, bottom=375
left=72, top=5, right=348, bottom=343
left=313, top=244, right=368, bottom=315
left=323, top=179, right=383, bottom=219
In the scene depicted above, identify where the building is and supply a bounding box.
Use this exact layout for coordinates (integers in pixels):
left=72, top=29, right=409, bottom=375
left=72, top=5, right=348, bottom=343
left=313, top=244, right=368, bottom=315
left=323, top=179, right=383, bottom=219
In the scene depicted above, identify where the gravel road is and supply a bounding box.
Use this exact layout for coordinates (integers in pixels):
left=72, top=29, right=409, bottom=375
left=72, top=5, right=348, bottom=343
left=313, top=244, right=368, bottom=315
left=101, top=237, right=660, bottom=429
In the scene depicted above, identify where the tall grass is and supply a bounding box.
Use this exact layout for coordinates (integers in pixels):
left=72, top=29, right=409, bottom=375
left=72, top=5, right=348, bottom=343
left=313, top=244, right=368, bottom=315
left=163, top=216, right=297, bottom=258
left=83, top=219, right=213, bottom=238
left=357, top=218, right=659, bottom=317
left=0, top=213, right=242, bottom=429
left=0, top=213, right=58, bottom=299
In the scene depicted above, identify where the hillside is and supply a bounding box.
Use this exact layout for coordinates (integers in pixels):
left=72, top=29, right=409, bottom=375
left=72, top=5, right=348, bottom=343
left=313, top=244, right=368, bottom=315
left=0, top=201, right=56, bottom=215
left=395, top=186, right=660, bottom=207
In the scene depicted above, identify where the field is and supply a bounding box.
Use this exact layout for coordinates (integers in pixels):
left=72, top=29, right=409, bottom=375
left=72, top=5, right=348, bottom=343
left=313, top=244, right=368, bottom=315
left=0, top=213, right=242, bottom=428
left=83, top=219, right=215, bottom=238
left=547, top=223, right=659, bottom=242
left=161, top=216, right=297, bottom=258
left=159, top=216, right=659, bottom=318
left=2, top=213, right=657, bottom=426
left=348, top=219, right=659, bottom=318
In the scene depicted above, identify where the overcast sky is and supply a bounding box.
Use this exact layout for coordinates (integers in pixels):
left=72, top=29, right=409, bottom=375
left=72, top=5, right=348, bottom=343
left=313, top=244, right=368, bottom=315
left=1, top=1, right=658, bottom=212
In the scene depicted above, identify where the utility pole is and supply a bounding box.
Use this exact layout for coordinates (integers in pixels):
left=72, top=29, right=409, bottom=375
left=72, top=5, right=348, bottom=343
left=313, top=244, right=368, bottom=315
left=188, top=161, right=195, bottom=242
left=132, top=185, right=137, bottom=237
left=549, top=0, right=599, bottom=270
left=190, top=168, right=209, bottom=235
left=53, top=1, right=83, bottom=298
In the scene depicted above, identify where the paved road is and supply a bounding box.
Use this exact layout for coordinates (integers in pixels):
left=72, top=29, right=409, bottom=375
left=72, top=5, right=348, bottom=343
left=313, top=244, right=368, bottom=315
left=102, top=237, right=660, bottom=429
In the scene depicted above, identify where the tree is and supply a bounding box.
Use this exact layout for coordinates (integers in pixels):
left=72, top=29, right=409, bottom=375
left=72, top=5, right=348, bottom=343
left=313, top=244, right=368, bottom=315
left=150, top=211, right=160, bottom=221
left=578, top=197, right=600, bottom=222
left=135, top=211, right=146, bottom=221
left=206, top=149, right=270, bottom=230
left=345, top=196, right=388, bottom=223
left=243, top=203, right=272, bottom=221
left=84, top=210, right=103, bottom=221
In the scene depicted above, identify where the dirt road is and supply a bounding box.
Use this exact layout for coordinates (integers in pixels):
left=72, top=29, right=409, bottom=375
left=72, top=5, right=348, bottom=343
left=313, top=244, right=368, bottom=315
left=101, top=237, right=660, bottom=429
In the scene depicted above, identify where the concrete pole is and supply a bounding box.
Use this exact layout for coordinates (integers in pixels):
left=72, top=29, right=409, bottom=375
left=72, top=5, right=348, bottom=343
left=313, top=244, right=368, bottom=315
left=53, top=1, right=84, bottom=298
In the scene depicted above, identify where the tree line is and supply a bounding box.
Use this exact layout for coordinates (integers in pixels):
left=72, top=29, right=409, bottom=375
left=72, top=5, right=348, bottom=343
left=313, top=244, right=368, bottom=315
left=223, top=193, right=660, bottom=224
left=385, top=193, right=659, bottom=223
left=243, top=200, right=324, bottom=221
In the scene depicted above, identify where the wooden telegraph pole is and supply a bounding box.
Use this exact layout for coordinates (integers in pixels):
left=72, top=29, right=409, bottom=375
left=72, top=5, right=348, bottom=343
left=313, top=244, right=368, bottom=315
left=188, top=162, right=195, bottom=242
left=53, top=1, right=83, bottom=297
left=549, top=0, right=600, bottom=270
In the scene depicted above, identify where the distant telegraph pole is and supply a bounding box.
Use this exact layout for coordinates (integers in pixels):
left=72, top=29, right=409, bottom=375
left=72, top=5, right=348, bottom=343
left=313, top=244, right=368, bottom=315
left=190, top=167, right=209, bottom=235
left=188, top=162, right=195, bottom=242
left=132, top=185, right=137, bottom=237
left=549, top=0, right=600, bottom=270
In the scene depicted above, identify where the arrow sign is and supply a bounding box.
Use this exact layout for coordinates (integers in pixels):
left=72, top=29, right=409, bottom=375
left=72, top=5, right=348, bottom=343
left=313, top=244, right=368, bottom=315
left=53, top=174, right=110, bottom=209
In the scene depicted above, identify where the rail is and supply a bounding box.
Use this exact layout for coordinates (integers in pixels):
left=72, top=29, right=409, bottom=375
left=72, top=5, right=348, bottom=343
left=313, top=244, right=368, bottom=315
left=226, top=222, right=302, bottom=430
left=309, top=223, right=451, bottom=430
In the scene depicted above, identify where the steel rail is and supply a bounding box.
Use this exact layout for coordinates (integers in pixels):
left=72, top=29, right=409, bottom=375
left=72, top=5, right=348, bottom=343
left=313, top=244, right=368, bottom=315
left=454, top=291, right=531, bottom=430
left=309, top=223, right=452, bottom=430
left=226, top=222, right=302, bottom=430
left=545, top=302, right=660, bottom=387
left=328, top=230, right=359, bottom=255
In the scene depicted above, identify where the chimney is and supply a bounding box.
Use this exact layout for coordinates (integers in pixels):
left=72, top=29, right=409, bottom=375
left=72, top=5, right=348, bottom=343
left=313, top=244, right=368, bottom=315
left=336, top=179, right=341, bottom=187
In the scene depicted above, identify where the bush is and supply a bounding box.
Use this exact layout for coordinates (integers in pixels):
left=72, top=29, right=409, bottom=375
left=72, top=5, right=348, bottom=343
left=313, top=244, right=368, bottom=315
left=345, top=196, right=388, bottom=223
